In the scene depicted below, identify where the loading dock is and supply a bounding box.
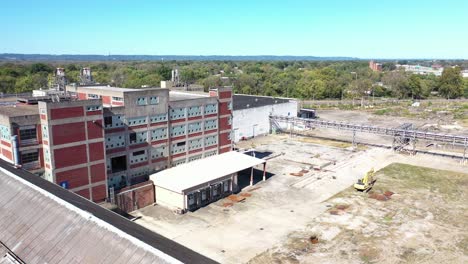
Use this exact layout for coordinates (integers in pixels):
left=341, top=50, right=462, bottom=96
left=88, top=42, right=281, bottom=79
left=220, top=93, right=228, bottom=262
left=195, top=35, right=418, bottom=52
left=150, top=151, right=267, bottom=213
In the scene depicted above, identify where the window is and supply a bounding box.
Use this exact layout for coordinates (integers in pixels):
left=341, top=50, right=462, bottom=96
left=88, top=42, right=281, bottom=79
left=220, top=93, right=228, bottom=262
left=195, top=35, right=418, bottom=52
left=87, top=94, right=100, bottom=99
left=44, top=148, right=50, bottom=163
left=204, top=119, right=217, bottom=131
left=104, top=116, right=113, bottom=126
left=189, top=138, right=202, bottom=150
left=42, top=126, right=48, bottom=139
left=188, top=122, right=202, bottom=134
left=106, top=134, right=125, bottom=149
left=170, top=125, right=186, bottom=137
left=171, top=141, right=186, bottom=154
left=151, top=146, right=167, bottom=159
left=130, top=150, right=148, bottom=164
left=129, top=131, right=147, bottom=144
left=19, top=128, right=36, bottom=141
left=86, top=105, right=102, bottom=112
left=21, top=150, right=39, bottom=164
left=150, top=96, right=159, bottom=105
left=112, top=96, right=124, bottom=101
left=151, top=128, right=167, bottom=141
left=104, top=115, right=124, bottom=128
left=127, top=116, right=147, bottom=126
left=150, top=113, right=167, bottom=123
left=189, top=154, right=202, bottom=162
left=137, top=97, right=147, bottom=105
left=188, top=106, right=202, bottom=117
left=0, top=126, right=10, bottom=140
left=205, top=150, right=217, bottom=157
left=205, top=135, right=217, bottom=146
left=204, top=104, right=217, bottom=115
left=129, top=133, right=137, bottom=144
left=170, top=108, right=186, bottom=120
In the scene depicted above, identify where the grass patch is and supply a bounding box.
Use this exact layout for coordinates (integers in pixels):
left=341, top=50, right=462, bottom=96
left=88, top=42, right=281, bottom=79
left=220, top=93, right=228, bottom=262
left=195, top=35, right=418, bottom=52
left=377, top=163, right=468, bottom=199
left=373, top=108, right=389, bottom=115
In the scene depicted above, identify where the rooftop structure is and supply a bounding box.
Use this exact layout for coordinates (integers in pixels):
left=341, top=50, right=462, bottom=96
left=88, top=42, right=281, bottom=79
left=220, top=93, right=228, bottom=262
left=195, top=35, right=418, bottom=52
left=0, top=159, right=215, bottom=264
left=150, top=151, right=266, bottom=212
left=151, top=151, right=266, bottom=193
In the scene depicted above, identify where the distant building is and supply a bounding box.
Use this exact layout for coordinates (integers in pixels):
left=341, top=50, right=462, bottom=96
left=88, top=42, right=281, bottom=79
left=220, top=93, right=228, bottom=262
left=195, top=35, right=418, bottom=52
left=369, top=60, right=383, bottom=72
left=397, top=64, right=444, bottom=76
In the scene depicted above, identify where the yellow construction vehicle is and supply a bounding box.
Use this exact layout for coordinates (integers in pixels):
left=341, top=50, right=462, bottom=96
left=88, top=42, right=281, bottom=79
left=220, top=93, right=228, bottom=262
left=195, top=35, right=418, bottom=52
left=354, top=168, right=376, bottom=191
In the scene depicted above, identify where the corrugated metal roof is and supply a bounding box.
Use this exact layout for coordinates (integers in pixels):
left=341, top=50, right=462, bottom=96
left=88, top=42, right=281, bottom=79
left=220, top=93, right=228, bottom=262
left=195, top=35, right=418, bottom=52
left=0, top=161, right=217, bottom=264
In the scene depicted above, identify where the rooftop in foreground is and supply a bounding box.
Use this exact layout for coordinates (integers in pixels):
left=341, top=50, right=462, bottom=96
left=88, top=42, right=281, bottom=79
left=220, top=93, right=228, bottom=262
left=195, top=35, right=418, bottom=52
left=0, top=159, right=216, bottom=264
left=150, top=151, right=266, bottom=193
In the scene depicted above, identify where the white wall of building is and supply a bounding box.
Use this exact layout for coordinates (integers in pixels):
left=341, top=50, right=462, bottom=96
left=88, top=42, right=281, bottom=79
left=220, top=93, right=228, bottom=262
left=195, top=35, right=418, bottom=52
left=232, top=101, right=297, bottom=142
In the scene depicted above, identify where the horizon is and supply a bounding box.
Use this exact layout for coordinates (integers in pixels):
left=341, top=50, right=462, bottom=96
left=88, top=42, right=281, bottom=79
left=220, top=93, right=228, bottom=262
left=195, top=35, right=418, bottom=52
left=1, top=53, right=466, bottom=61
left=2, top=1, right=468, bottom=59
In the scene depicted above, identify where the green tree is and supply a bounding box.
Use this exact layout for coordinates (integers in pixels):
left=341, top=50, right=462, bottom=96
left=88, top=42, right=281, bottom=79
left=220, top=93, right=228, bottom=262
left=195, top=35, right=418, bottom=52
left=408, top=75, right=423, bottom=99
left=438, top=67, right=463, bottom=99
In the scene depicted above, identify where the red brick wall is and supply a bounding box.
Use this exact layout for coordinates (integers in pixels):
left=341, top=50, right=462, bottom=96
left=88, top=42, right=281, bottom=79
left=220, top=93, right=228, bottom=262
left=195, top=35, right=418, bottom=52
left=90, top=163, right=106, bottom=183
left=89, top=142, right=104, bottom=161
left=50, top=106, right=84, bottom=120
left=219, top=102, right=231, bottom=116
left=219, top=91, right=232, bottom=99
left=115, top=181, right=155, bottom=212
left=75, top=188, right=90, bottom=199
left=87, top=120, right=103, bottom=139
left=54, top=145, right=87, bottom=168
left=55, top=167, right=89, bottom=189
left=52, top=122, right=86, bottom=145
left=219, top=132, right=231, bottom=147
left=219, top=116, right=231, bottom=131
left=92, top=184, right=107, bottom=202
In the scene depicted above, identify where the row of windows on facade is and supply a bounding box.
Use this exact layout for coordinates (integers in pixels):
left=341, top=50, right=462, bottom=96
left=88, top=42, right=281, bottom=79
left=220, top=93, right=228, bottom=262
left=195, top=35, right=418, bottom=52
left=103, top=104, right=220, bottom=129
left=124, top=148, right=218, bottom=165
left=105, top=120, right=220, bottom=148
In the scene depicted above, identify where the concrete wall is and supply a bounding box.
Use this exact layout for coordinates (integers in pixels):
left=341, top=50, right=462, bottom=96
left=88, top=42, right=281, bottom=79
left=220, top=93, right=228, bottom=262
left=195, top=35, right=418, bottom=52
left=155, top=186, right=185, bottom=211
left=232, top=101, right=297, bottom=142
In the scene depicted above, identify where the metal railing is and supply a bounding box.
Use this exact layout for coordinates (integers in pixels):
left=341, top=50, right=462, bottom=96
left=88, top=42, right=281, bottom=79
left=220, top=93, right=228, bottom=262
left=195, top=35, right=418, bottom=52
left=270, top=115, right=468, bottom=147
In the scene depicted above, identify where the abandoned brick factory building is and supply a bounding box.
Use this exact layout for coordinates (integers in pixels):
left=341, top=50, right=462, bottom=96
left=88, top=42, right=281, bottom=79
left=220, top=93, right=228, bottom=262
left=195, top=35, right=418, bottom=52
left=0, top=83, right=233, bottom=202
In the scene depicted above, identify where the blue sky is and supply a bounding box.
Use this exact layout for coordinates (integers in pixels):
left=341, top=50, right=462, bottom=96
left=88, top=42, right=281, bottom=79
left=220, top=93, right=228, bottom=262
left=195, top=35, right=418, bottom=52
left=2, top=0, right=467, bottom=58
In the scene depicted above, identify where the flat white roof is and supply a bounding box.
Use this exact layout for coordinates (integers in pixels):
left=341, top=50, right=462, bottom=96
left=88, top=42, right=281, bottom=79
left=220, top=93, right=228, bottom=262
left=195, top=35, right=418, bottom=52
left=150, top=151, right=266, bottom=193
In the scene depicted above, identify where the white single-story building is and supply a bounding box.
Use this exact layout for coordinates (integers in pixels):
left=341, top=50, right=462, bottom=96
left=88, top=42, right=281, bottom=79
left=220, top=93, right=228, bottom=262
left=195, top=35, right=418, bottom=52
left=232, top=94, right=298, bottom=142
left=150, top=151, right=266, bottom=213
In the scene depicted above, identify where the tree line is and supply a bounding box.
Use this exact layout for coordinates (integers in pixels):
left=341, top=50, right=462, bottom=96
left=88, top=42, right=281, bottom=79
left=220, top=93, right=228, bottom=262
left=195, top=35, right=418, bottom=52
left=0, top=60, right=467, bottom=99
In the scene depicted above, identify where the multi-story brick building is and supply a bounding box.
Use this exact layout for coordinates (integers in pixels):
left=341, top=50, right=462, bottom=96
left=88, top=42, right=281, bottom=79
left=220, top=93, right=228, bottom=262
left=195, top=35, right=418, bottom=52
left=0, top=86, right=233, bottom=202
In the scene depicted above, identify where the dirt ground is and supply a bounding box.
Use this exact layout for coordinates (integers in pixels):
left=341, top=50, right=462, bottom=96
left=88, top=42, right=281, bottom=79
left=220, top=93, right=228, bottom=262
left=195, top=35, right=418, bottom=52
left=248, top=163, right=468, bottom=264
left=133, top=134, right=467, bottom=264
